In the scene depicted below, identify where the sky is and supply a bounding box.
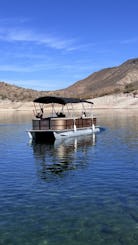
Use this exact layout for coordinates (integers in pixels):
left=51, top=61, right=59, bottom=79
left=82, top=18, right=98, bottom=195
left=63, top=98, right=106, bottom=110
left=0, top=0, right=138, bottom=91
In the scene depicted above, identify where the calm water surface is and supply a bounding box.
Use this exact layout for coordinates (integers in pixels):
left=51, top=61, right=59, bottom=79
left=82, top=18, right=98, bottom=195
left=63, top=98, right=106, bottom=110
left=0, top=110, right=138, bottom=245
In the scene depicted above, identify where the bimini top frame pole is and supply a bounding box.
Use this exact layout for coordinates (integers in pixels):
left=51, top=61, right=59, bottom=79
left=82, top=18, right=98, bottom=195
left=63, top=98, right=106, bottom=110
left=33, top=96, right=94, bottom=118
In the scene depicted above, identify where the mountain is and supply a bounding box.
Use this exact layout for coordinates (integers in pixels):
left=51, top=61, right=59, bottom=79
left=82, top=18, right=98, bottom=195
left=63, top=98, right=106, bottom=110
left=0, top=82, right=52, bottom=102
left=56, top=58, right=138, bottom=98
left=0, top=58, right=138, bottom=101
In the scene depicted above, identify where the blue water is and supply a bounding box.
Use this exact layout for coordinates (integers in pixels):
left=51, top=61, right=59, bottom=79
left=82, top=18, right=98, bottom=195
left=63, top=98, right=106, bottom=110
left=0, top=110, right=138, bottom=245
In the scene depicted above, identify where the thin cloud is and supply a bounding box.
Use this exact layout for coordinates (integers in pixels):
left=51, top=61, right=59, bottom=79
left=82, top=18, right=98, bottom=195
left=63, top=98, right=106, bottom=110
left=0, top=62, right=62, bottom=73
left=0, top=59, right=104, bottom=74
left=0, top=64, right=32, bottom=72
left=2, top=79, right=64, bottom=90
left=0, top=27, right=77, bottom=51
left=120, top=37, right=138, bottom=44
left=0, top=17, right=30, bottom=25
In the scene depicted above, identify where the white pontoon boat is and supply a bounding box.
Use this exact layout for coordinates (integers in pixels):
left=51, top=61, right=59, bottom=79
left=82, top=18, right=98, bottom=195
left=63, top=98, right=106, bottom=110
left=28, top=96, right=100, bottom=142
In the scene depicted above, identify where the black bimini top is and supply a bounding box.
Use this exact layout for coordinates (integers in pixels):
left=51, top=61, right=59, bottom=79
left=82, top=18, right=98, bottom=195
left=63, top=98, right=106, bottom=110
left=33, top=96, right=93, bottom=105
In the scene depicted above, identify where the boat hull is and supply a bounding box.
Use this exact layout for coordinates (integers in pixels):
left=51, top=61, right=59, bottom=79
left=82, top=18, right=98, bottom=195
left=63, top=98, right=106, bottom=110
left=54, top=127, right=100, bottom=139
left=28, top=126, right=100, bottom=142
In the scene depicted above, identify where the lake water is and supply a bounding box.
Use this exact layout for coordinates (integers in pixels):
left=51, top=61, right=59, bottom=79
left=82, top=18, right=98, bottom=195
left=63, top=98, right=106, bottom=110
left=0, top=110, right=138, bottom=245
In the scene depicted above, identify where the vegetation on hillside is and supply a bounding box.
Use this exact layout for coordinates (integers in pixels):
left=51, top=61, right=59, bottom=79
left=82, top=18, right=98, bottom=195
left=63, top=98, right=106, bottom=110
left=0, top=58, right=138, bottom=101
left=0, top=82, right=50, bottom=102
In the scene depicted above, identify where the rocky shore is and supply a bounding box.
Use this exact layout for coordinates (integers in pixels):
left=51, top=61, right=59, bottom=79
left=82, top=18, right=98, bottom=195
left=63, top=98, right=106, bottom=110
left=0, top=93, right=138, bottom=111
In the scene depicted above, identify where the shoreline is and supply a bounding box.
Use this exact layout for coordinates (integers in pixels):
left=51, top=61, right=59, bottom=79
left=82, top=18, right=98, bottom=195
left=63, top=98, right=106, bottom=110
left=0, top=93, right=138, bottom=111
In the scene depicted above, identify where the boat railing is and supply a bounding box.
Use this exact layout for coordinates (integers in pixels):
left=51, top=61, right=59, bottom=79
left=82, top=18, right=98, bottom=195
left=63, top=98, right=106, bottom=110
left=32, top=117, right=96, bottom=131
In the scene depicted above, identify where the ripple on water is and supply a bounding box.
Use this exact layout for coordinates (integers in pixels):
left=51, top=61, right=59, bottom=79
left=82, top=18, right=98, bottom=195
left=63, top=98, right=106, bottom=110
left=0, top=111, right=138, bottom=245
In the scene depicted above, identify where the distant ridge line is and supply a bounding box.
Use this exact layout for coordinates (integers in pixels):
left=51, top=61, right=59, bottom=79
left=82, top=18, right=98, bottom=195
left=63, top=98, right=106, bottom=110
left=0, top=58, right=138, bottom=101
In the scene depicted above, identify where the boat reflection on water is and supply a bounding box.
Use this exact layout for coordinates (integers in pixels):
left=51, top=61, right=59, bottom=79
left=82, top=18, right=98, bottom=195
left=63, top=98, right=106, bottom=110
left=31, top=134, right=96, bottom=180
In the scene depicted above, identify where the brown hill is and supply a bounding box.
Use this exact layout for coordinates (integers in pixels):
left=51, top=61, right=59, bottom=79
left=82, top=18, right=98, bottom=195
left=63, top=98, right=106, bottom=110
left=56, top=58, right=138, bottom=98
left=0, top=82, right=52, bottom=102
left=0, top=58, right=138, bottom=101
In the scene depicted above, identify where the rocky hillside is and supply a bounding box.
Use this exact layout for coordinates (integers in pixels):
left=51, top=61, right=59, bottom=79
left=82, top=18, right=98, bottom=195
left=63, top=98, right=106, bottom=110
left=0, top=82, right=52, bottom=102
left=0, top=58, right=138, bottom=101
left=57, top=58, right=138, bottom=98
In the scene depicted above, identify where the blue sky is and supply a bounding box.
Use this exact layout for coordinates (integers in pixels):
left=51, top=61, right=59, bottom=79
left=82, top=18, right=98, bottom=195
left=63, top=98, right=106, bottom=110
left=0, top=0, right=138, bottom=91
